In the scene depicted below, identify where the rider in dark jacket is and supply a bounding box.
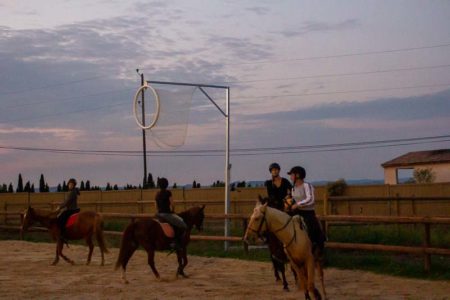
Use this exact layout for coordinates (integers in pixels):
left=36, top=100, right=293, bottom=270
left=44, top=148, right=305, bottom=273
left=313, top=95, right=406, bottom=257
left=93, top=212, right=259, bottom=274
left=155, top=177, right=187, bottom=250
left=56, top=178, right=80, bottom=240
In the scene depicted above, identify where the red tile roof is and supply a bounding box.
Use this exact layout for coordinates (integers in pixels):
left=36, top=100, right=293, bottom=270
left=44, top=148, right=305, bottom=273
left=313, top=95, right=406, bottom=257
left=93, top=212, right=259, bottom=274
left=381, top=149, right=450, bottom=168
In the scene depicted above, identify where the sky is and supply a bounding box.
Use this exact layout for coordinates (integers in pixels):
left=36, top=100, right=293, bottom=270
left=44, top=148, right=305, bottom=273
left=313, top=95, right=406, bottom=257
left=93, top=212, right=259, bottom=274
left=0, top=0, right=449, bottom=188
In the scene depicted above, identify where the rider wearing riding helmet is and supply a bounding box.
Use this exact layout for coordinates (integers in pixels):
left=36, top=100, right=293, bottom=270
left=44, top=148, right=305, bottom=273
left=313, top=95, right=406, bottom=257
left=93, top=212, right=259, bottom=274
left=155, top=177, right=187, bottom=250
left=286, top=166, right=326, bottom=252
left=264, top=163, right=292, bottom=210
left=56, top=178, right=80, bottom=241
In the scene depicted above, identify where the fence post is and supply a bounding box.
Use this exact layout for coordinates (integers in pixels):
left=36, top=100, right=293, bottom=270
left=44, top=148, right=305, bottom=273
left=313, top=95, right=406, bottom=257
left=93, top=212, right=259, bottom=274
left=323, top=193, right=329, bottom=236
left=4, top=202, right=7, bottom=225
left=424, top=223, right=431, bottom=272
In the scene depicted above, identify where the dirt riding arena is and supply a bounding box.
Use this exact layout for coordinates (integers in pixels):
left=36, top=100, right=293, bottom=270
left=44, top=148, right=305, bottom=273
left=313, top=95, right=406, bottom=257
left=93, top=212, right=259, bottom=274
left=0, top=241, right=448, bottom=300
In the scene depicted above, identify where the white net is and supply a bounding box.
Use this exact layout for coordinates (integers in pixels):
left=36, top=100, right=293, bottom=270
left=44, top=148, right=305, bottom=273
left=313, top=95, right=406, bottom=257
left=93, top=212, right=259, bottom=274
left=149, top=85, right=197, bottom=149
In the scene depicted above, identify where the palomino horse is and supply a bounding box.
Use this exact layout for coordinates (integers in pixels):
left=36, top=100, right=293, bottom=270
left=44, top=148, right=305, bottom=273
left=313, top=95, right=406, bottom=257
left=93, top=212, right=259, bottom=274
left=244, top=199, right=324, bottom=300
left=21, top=207, right=108, bottom=266
left=115, top=205, right=205, bottom=283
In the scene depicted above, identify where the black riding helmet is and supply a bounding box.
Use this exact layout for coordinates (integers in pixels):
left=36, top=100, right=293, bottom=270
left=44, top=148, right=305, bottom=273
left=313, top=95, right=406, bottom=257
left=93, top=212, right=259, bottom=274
left=158, top=177, right=169, bottom=190
left=287, top=166, right=306, bottom=180
left=67, top=178, right=77, bottom=186
left=269, top=162, right=281, bottom=172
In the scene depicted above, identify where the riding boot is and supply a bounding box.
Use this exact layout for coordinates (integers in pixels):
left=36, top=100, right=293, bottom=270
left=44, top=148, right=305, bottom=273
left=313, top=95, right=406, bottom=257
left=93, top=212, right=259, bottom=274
left=171, top=229, right=185, bottom=250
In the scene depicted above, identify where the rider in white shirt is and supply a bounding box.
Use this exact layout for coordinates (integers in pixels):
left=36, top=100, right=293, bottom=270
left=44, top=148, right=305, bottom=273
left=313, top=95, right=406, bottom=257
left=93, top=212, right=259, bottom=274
left=287, top=166, right=326, bottom=253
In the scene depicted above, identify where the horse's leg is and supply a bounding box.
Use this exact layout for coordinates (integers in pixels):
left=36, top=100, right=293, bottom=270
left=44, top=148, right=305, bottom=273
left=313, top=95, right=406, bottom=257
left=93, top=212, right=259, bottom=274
left=57, top=238, right=75, bottom=265
left=314, top=249, right=326, bottom=300
left=284, top=249, right=305, bottom=293
left=305, top=256, right=320, bottom=300
left=85, top=236, right=94, bottom=265
left=271, top=257, right=281, bottom=281
left=146, top=247, right=160, bottom=280
left=94, top=214, right=108, bottom=266
left=298, top=266, right=312, bottom=300
left=120, top=244, right=138, bottom=284
left=176, top=248, right=188, bottom=278
left=316, top=260, right=326, bottom=300
left=52, top=240, right=61, bottom=265
left=279, top=263, right=289, bottom=291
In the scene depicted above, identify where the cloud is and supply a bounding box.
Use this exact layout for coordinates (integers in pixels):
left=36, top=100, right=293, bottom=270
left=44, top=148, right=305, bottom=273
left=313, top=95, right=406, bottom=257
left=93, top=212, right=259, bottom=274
left=0, top=125, right=84, bottom=140
left=250, top=88, right=450, bottom=123
left=303, top=117, right=450, bottom=131
left=246, top=6, right=271, bottom=16
left=276, top=18, right=360, bottom=37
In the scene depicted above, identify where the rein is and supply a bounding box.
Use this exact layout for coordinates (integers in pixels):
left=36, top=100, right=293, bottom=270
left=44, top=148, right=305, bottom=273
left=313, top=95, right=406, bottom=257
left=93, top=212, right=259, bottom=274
left=249, top=212, right=297, bottom=248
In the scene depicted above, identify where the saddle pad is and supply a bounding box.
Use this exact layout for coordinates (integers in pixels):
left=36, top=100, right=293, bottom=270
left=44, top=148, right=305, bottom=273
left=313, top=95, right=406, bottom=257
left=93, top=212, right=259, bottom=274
left=157, top=221, right=175, bottom=238
left=66, top=213, right=79, bottom=228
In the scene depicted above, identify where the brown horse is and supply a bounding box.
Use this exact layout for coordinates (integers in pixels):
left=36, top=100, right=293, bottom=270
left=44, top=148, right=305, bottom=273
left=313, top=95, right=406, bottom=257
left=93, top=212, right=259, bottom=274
left=115, top=205, right=205, bottom=283
left=244, top=199, right=324, bottom=300
left=21, top=206, right=108, bottom=266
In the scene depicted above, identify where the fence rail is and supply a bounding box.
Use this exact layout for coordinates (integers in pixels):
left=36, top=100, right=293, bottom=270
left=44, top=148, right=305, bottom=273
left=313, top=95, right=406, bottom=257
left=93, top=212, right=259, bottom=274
left=1, top=210, right=449, bottom=272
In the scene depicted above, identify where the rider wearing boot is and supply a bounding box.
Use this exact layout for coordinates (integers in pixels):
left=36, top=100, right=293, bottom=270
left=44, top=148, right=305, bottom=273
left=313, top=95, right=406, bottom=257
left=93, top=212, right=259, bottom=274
left=286, top=166, right=326, bottom=253
left=264, top=162, right=292, bottom=210
left=155, top=177, right=187, bottom=250
left=56, top=178, right=80, bottom=242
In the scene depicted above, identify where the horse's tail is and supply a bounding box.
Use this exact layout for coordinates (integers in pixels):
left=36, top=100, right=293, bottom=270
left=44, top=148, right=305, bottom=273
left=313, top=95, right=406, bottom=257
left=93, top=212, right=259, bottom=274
left=115, top=221, right=138, bottom=271
left=94, top=214, right=109, bottom=254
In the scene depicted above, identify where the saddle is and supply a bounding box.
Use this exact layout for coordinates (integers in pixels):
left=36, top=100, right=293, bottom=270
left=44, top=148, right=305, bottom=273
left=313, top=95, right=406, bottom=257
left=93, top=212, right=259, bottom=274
left=154, top=219, right=175, bottom=238
left=65, top=213, right=79, bottom=228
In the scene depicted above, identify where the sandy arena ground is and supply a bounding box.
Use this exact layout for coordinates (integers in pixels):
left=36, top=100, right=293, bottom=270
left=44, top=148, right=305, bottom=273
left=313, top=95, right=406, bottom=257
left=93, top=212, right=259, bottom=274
left=0, top=241, right=448, bottom=300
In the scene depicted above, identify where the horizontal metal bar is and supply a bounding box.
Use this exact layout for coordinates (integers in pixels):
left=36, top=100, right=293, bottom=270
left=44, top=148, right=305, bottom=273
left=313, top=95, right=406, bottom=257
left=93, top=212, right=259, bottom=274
left=147, top=80, right=229, bottom=89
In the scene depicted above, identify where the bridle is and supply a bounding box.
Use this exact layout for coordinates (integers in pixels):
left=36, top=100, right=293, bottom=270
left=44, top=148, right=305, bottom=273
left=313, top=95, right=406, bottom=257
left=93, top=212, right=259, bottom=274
left=247, top=210, right=267, bottom=239
left=247, top=208, right=297, bottom=247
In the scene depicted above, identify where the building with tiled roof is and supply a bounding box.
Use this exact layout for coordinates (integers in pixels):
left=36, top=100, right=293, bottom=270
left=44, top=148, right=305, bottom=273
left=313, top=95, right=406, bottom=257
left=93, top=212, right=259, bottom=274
left=381, top=149, right=450, bottom=184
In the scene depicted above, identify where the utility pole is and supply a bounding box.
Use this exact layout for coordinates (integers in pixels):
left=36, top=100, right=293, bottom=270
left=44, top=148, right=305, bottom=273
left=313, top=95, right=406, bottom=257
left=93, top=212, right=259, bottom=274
left=137, top=69, right=147, bottom=188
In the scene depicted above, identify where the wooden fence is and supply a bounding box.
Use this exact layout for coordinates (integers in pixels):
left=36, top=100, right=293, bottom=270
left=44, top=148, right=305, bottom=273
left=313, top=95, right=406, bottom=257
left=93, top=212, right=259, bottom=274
left=1, top=209, right=449, bottom=272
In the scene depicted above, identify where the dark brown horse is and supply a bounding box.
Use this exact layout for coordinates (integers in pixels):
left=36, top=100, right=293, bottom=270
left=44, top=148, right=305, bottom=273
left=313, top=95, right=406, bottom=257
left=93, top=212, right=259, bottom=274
left=260, top=197, right=292, bottom=291
left=115, top=205, right=205, bottom=283
left=21, top=207, right=108, bottom=266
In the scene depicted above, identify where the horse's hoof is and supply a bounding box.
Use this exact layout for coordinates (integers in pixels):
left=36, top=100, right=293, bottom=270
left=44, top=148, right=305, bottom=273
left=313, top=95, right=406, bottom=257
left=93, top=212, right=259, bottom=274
left=122, top=279, right=129, bottom=284
left=283, top=287, right=289, bottom=292
left=51, top=261, right=58, bottom=266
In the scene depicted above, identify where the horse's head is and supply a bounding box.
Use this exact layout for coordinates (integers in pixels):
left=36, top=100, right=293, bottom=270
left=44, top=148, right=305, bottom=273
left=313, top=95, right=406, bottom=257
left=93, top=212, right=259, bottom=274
left=243, top=197, right=268, bottom=243
left=192, top=205, right=205, bottom=232
left=181, top=205, right=205, bottom=232
left=21, top=206, right=35, bottom=235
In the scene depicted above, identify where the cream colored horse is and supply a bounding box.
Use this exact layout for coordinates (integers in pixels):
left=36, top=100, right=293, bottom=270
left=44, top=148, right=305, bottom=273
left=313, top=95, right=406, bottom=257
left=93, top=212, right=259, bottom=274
left=244, top=200, right=324, bottom=300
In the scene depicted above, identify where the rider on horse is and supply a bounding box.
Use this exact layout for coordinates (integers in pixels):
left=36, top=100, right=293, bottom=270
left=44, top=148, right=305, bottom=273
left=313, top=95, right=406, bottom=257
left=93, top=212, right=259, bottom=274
left=56, top=178, right=80, bottom=241
left=286, top=166, right=326, bottom=253
left=155, top=177, right=187, bottom=250
left=264, top=162, right=292, bottom=210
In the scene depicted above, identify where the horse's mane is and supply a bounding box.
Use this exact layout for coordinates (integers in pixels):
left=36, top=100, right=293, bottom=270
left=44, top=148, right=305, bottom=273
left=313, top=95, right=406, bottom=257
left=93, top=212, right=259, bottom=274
left=29, top=207, right=58, bottom=219
left=178, top=206, right=202, bottom=219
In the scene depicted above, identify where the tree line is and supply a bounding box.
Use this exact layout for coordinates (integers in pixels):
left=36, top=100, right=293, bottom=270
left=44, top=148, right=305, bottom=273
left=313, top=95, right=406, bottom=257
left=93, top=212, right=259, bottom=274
left=0, top=172, right=235, bottom=193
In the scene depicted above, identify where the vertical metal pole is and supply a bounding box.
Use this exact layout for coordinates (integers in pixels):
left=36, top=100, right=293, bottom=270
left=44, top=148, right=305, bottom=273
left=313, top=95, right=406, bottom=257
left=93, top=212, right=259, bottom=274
left=224, top=87, right=231, bottom=250
left=141, top=73, right=148, bottom=188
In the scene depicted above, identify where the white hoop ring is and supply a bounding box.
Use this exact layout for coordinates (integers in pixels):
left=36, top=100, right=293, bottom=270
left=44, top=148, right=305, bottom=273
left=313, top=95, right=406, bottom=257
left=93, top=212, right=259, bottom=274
left=133, top=84, right=160, bottom=130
